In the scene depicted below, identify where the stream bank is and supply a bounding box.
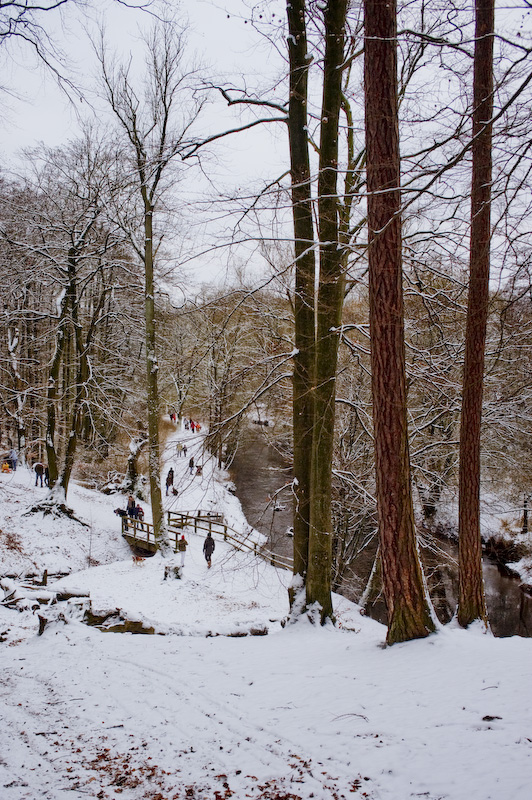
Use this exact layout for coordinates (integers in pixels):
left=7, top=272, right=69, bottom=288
left=230, top=424, right=532, bottom=637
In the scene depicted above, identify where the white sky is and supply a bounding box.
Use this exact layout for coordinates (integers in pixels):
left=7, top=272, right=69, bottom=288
left=0, top=0, right=290, bottom=288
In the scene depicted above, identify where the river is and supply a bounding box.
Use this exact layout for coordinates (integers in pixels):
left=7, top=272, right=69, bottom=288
left=229, top=424, right=532, bottom=637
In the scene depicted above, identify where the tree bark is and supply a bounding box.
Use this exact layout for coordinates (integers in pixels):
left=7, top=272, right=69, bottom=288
left=306, top=0, right=348, bottom=622
left=458, top=0, right=494, bottom=629
left=45, top=288, right=70, bottom=488
left=364, top=0, right=435, bottom=644
left=286, top=0, right=316, bottom=612
left=143, top=199, right=166, bottom=544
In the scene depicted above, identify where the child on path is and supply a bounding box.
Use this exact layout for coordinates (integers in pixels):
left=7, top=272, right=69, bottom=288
left=177, top=535, right=188, bottom=567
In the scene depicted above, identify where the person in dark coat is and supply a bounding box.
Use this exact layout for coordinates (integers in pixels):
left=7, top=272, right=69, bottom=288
left=34, top=462, right=45, bottom=487
left=127, top=495, right=136, bottom=517
left=188, top=456, right=194, bottom=475
left=166, top=468, right=174, bottom=495
left=203, top=532, right=215, bottom=568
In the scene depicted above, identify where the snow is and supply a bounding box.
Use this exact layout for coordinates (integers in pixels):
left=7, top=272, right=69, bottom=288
left=1, top=424, right=532, bottom=799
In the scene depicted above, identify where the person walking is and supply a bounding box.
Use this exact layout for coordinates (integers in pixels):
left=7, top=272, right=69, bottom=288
left=177, top=534, right=188, bottom=567
left=127, top=495, right=136, bottom=517
left=9, top=448, right=18, bottom=471
left=203, top=532, right=215, bottom=568
left=188, top=456, right=194, bottom=475
left=34, top=462, right=45, bottom=487
left=166, top=468, right=174, bottom=496
left=182, top=444, right=188, bottom=457
left=176, top=442, right=183, bottom=457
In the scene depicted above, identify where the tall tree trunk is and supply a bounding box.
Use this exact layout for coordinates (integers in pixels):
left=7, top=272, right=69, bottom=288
left=458, top=0, right=494, bottom=629
left=57, top=373, right=84, bottom=500
left=306, top=0, right=348, bottom=622
left=57, top=255, right=89, bottom=499
left=364, top=0, right=435, bottom=644
left=45, top=290, right=70, bottom=487
left=286, top=0, right=316, bottom=612
left=143, top=199, right=166, bottom=545
left=125, top=435, right=148, bottom=493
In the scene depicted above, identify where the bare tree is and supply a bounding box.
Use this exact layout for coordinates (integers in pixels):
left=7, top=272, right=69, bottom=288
left=97, top=17, right=203, bottom=547
left=0, top=135, right=145, bottom=504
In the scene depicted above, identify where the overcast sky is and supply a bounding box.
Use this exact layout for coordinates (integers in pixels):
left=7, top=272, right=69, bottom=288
left=1, top=1, right=286, bottom=159
left=0, top=1, right=290, bottom=288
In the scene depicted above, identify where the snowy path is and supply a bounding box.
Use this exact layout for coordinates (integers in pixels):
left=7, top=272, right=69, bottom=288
left=2, top=615, right=532, bottom=800
left=2, top=422, right=532, bottom=800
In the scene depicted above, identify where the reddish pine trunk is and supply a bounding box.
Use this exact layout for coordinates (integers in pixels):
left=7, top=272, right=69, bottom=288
left=364, top=0, right=435, bottom=644
left=458, top=0, right=494, bottom=629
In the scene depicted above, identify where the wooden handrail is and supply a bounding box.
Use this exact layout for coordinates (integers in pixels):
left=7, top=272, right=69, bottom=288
left=122, top=512, right=293, bottom=571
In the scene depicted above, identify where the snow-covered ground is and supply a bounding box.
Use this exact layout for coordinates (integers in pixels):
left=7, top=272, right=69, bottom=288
left=1, top=422, right=532, bottom=799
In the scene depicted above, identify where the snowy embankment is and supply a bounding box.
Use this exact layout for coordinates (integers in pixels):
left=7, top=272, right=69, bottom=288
left=1, top=422, right=532, bottom=800
left=428, top=490, right=532, bottom=588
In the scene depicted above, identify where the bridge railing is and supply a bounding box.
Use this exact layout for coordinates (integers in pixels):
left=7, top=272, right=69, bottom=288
left=121, top=513, right=293, bottom=571
left=167, top=512, right=293, bottom=570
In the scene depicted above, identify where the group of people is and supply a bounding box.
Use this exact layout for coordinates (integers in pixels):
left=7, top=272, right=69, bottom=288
left=0, top=451, right=53, bottom=488
left=33, top=462, right=49, bottom=487
left=165, top=457, right=203, bottom=495
left=167, top=409, right=202, bottom=434
left=176, top=531, right=216, bottom=568
left=175, top=441, right=188, bottom=458
left=126, top=411, right=215, bottom=566
left=126, top=495, right=145, bottom=522
left=184, top=418, right=201, bottom=433
left=1, top=453, right=50, bottom=486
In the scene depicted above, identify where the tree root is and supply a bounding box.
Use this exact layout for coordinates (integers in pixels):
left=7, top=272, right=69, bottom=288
left=24, top=501, right=89, bottom=527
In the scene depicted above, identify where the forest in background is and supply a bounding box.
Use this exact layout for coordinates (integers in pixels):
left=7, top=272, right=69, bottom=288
left=1, top=0, right=532, bottom=642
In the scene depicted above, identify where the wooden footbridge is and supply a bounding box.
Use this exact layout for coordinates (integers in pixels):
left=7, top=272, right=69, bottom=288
left=121, top=511, right=293, bottom=571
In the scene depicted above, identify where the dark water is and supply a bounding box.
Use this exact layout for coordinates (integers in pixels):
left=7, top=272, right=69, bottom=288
left=230, top=425, right=532, bottom=638
left=229, top=425, right=294, bottom=557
